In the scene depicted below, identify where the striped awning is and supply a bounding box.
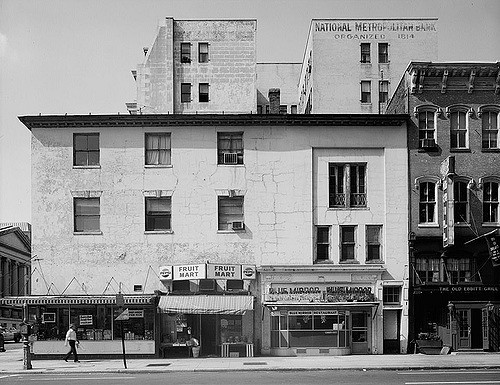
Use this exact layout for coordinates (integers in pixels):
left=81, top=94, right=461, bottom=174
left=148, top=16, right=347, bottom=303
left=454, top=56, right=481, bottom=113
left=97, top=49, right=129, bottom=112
left=158, top=295, right=254, bottom=315
left=0, top=295, right=155, bottom=306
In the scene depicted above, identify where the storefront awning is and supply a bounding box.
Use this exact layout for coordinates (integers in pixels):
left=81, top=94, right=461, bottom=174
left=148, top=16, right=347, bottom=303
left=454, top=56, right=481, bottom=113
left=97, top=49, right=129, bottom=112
left=0, top=295, right=155, bottom=306
left=158, top=295, right=254, bottom=315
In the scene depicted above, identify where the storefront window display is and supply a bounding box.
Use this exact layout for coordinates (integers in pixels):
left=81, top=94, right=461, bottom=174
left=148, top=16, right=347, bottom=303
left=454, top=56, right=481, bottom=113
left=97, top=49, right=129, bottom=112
left=31, top=305, right=154, bottom=341
left=271, top=310, right=350, bottom=348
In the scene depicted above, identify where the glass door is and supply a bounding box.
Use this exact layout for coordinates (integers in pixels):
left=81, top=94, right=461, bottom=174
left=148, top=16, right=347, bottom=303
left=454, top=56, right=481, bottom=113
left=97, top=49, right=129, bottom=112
left=457, top=309, right=471, bottom=349
left=351, top=311, right=369, bottom=354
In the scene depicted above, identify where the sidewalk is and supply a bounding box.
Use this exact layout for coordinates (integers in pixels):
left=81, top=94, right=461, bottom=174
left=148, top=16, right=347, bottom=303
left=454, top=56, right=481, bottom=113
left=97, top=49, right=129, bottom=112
left=1, top=348, right=500, bottom=374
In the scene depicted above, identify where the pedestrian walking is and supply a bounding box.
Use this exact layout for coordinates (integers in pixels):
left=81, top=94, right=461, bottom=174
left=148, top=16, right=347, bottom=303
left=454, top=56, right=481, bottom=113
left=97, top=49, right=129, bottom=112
left=64, top=324, right=80, bottom=362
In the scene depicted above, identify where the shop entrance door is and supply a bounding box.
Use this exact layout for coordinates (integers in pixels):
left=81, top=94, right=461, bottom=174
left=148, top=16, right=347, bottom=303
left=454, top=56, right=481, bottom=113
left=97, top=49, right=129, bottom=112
left=470, top=308, right=483, bottom=349
left=201, top=315, right=217, bottom=356
left=457, top=309, right=470, bottom=349
left=383, top=309, right=401, bottom=354
left=351, top=311, right=369, bottom=354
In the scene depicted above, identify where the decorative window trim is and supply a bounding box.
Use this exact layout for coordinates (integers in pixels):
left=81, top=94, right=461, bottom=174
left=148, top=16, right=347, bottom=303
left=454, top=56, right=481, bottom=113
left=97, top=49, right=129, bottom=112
left=414, top=176, right=441, bottom=190
left=413, top=104, right=442, bottom=118
left=71, top=190, right=102, bottom=198
left=445, top=105, right=474, bottom=118
left=477, top=104, right=500, bottom=117
left=478, top=176, right=500, bottom=190
left=446, top=106, right=472, bottom=150
left=143, top=190, right=174, bottom=198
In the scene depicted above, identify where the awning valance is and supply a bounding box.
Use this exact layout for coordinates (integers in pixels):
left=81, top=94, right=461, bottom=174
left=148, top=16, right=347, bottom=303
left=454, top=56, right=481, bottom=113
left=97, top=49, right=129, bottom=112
left=0, top=295, right=155, bottom=306
left=158, top=295, right=254, bottom=315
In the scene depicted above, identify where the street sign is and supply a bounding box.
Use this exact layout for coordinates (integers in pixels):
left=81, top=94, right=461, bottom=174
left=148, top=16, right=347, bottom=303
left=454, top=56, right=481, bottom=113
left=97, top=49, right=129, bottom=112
left=115, top=308, right=129, bottom=321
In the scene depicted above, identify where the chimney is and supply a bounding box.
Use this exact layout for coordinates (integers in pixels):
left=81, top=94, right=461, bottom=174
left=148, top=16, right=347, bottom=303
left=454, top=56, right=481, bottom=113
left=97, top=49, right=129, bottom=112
left=268, top=88, right=280, bottom=114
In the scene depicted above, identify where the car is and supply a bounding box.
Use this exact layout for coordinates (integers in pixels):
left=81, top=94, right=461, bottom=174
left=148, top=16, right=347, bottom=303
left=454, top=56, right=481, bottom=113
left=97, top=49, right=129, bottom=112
left=0, top=327, right=21, bottom=343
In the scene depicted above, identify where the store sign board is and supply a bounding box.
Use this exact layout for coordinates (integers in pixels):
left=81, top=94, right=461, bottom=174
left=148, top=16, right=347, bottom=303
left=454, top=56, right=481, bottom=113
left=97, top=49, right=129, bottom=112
left=442, top=176, right=455, bottom=248
left=79, top=315, right=93, bottom=326
left=160, top=263, right=257, bottom=281
left=486, top=231, right=500, bottom=267
left=174, top=264, right=206, bottom=280
left=265, top=284, right=376, bottom=303
left=128, top=310, right=144, bottom=318
left=207, top=264, right=241, bottom=279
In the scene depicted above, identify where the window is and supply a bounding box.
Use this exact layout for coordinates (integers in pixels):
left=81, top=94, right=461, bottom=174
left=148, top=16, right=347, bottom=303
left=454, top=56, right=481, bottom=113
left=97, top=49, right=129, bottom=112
left=366, top=225, right=382, bottom=261
left=378, top=43, right=388, bottom=63
left=340, top=226, right=356, bottom=262
left=217, top=132, right=243, bottom=165
left=181, top=83, right=191, bottom=103
left=361, top=81, right=371, bottom=103
left=74, top=198, right=100, bottom=233
left=360, top=43, right=370, bottom=63
left=415, top=257, right=440, bottom=283
left=279, top=105, right=287, bottom=114
left=265, top=105, right=270, bottom=114
left=218, top=196, right=244, bottom=231
left=454, top=180, right=469, bottom=223
left=227, top=280, right=244, bottom=291
left=483, top=181, right=499, bottom=223
left=181, top=43, right=191, bottom=63
left=379, top=81, right=389, bottom=103
left=417, top=108, right=437, bottom=149
left=482, top=110, right=499, bottom=149
left=383, top=287, right=400, bottom=304
left=450, top=110, right=468, bottom=149
left=419, top=181, right=437, bottom=224
left=290, top=105, right=298, bottom=114
left=257, top=105, right=263, bottom=114
left=329, top=163, right=367, bottom=208
left=446, top=258, right=475, bottom=284
left=199, top=279, right=215, bottom=291
left=74, top=133, right=99, bottom=166
left=145, top=197, right=171, bottom=231
left=145, top=133, right=171, bottom=165
left=316, top=226, right=330, bottom=261
left=172, top=280, right=190, bottom=292
left=198, top=42, right=209, bottom=63
left=199, top=83, right=209, bottom=102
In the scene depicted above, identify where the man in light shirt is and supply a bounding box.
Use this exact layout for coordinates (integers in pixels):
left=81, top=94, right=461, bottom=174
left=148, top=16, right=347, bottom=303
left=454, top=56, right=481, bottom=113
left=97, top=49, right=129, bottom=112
left=64, top=324, right=79, bottom=362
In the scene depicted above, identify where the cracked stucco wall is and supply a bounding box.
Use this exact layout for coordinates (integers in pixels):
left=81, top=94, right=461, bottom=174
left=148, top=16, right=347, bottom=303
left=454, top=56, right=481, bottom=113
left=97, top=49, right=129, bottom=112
left=30, top=122, right=407, bottom=296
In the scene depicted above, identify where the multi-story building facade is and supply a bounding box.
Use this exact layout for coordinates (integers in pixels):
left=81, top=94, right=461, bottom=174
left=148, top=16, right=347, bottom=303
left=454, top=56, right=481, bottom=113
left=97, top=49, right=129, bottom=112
left=298, top=18, right=438, bottom=114
left=387, top=61, right=500, bottom=352
left=0, top=223, right=31, bottom=331
left=11, top=113, right=409, bottom=357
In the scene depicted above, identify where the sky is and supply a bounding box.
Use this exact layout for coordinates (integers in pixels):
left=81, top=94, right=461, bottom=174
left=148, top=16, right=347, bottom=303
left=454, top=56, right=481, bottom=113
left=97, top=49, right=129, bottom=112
left=0, top=0, right=499, bottom=223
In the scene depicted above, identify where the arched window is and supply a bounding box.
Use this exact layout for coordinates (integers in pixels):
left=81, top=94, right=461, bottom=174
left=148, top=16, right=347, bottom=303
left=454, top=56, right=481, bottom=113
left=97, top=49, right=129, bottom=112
left=454, top=179, right=470, bottom=224
left=414, top=105, right=440, bottom=150
left=479, top=105, right=500, bottom=150
left=417, top=179, right=438, bottom=224
left=481, top=177, right=500, bottom=223
left=446, top=105, right=473, bottom=150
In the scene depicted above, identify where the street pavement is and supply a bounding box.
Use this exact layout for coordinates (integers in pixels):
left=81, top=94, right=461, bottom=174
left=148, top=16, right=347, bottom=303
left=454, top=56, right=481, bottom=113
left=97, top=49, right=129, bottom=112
left=1, top=345, right=500, bottom=374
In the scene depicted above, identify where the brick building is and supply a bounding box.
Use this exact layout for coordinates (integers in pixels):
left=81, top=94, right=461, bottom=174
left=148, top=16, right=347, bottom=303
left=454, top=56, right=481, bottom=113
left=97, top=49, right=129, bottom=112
left=298, top=18, right=438, bottom=114
left=387, top=61, right=500, bottom=352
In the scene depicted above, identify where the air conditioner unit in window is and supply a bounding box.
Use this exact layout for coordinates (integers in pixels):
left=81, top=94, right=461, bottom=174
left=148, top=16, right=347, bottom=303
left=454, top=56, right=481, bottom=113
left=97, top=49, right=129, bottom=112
left=232, top=221, right=244, bottom=230
left=420, top=138, right=437, bottom=149
left=224, top=152, right=238, bottom=164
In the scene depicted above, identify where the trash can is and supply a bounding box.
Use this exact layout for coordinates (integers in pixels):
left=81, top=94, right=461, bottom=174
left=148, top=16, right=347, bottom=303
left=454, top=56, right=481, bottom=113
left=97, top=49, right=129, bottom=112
left=0, top=333, right=5, bottom=352
left=192, top=346, right=200, bottom=358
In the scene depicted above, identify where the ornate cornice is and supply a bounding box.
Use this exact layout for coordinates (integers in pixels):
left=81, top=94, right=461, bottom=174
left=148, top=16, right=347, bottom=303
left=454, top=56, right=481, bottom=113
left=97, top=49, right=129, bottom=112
left=19, top=114, right=410, bottom=131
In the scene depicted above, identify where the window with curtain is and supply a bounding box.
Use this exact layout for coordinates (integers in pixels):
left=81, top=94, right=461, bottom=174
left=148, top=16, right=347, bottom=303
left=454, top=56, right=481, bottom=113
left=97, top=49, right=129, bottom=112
left=329, top=163, right=367, bottom=208
left=450, top=110, right=468, bottom=149
left=446, top=258, right=475, bottom=284
left=482, top=110, right=499, bottom=149
left=415, top=257, right=440, bottom=283
left=419, top=181, right=436, bottom=224
left=74, top=198, right=100, bottom=232
left=145, top=133, right=171, bottom=166
left=379, top=81, right=389, bottom=103
left=217, top=132, right=243, bottom=164
left=74, top=133, right=99, bottom=166
left=145, top=197, right=171, bottom=231
left=454, top=181, right=469, bottom=223
left=417, top=108, right=437, bottom=148
left=361, top=81, right=371, bottom=103
left=483, top=181, right=499, bottom=223
left=218, top=196, right=244, bottom=231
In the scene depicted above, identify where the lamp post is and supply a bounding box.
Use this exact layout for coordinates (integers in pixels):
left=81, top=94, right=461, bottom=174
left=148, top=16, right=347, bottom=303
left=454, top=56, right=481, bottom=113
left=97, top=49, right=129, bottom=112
left=22, top=302, right=32, bottom=370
